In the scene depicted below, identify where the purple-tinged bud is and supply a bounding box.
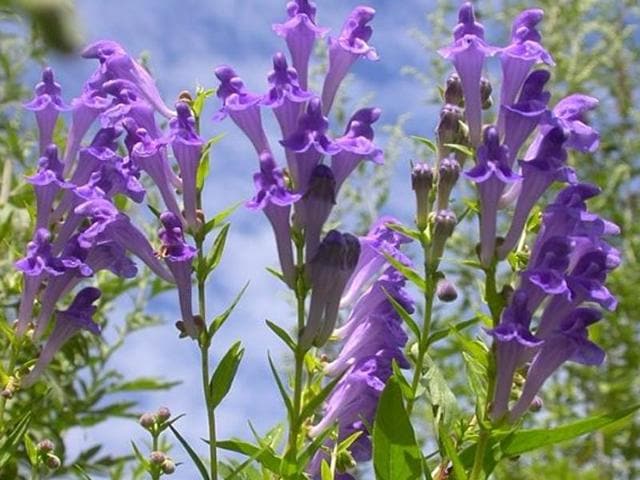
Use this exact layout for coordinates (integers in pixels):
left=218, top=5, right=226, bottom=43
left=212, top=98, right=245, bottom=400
left=321, top=6, right=379, bottom=114
left=430, top=210, right=456, bottom=269
left=411, top=162, right=433, bottom=231
left=528, top=396, right=543, bottom=412
left=436, top=104, right=466, bottom=158
left=156, top=406, right=171, bottom=422
left=24, top=68, right=69, bottom=155
left=436, top=155, right=461, bottom=210
left=480, top=76, right=493, bottom=110
left=302, top=231, right=360, bottom=350
left=273, top=1, right=329, bottom=91
left=45, top=454, right=61, bottom=470
left=438, top=3, right=498, bottom=146
left=436, top=278, right=458, bottom=302
left=158, top=212, right=198, bottom=339
left=444, top=73, right=464, bottom=106
left=150, top=451, right=166, bottom=465
left=37, top=439, right=55, bottom=453
left=161, top=459, right=176, bottom=475
left=139, top=413, right=155, bottom=429
left=302, top=164, right=336, bottom=261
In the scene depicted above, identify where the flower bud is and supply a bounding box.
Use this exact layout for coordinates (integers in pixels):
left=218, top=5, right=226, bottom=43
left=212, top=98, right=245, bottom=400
left=139, top=412, right=155, bottom=429
left=45, top=454, right=61, bottom=470
left=411, top=162, right=433, bottom=231
left=436, top=104, right=466, bottom=149
left=480, top=76, right=493, bottom=110
left=430, top=210, right=456, bottom=269
left=444, top=73, right=464, bottom=106
left=37, top=439, right=55, bottom=453
left=436, top=279, right=458, bottom=302
left=436, top=155, right=460, bottom=210
left=528, top=396, right=543, bottom=413
left=336, top=448, right=357, bottom=472
left=150, top=451, right=166, bottom=465
left=162, top=459, right=176, bottom=475
left=156, top=406, right=171, bottom=422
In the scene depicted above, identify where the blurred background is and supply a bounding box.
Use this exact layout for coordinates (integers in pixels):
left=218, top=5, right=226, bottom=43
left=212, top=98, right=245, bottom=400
left=1, top=0, right=639, bottom=478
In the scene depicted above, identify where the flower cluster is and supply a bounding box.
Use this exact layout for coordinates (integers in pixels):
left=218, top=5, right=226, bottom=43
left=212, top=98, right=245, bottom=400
left=307, top=218, right=414, bottom=478
left=17, top=42, right=202, bottom=386
left=439, top=3, right=616, bottom=421
left=216, top=0, right=383, bottom=309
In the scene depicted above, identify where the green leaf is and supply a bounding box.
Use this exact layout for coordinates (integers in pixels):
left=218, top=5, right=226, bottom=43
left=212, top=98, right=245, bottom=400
left=130, top=441, right=150, bottom=470
left=443, top=142, right=474, bottom=157
left=383, top=287, right=421, bottom=341
left=410, top=135, right=438, bottom=152
left=209, top=341, right=245, bottom=408
left=421, top=355, right=460, bottom=428
left=372, top=377, right=424, bottom=480
left=320, top=459, right=333, bottom=480
left=113, top=377, right=181, bottom=392
left=438, top=425, right=468, bottom=480
left=23, top=434, right=37, bottom=466
left=209, top=282, right=249, bottom=337
left=426, top=316, right=480, bottom=346
left=169, top=425, right=209, bottom=480
left=299, top=372, right=345, bottom=423
left=265, top=320, right=296, bottom=352
left=384, top=221, right=424, bottom=242
left=192, top=86, right=216, bottom=119
left=500, top=403, right=640, bottom=457
left=0, top=411, right=31, bottom=467
left=267, top=353, right=293, bottom=416
left=195, top=135, right=226, bottom=193
left=203, top=201, right=242, bottom=237
left=217, top=439, right=282, bottom=474
left=384, top=254, right=425, bottom=291
left=198, top=223, right=230, bottom=283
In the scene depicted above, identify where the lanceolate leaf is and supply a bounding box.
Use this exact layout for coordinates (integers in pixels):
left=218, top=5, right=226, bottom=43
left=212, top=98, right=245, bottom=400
left=299, top=372, right=345, bottom=423
left=410, top=135, right=438, bottom=152
left=217, top=439, right=282, bottom=474
left=209, top=341, right=245, bottom=408
left=373, top=377, right=424, bottom=480
left=265, top=320, right=296, bottom=352
left=209, top=282, right=250, bottom=338
left=169, top=425, right=209, bottom=480
left=384, top=254, right=426, bottom=291
left=0, top=412, right=32, bottom=467
left=267, top=353, right=294, bottom=416
left=198, top=223, right=230, bottom=283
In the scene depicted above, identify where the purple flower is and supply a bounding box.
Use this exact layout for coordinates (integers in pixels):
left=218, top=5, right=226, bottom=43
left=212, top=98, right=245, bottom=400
left=465, top=127, right=519, bottom=265
left=548, top=94, right=600, bottom=152
left=321, top=6, right=379, bottom=114
left=301, top=164, right=336, bottom=261
left=15, top=229, right=67, bottom=335
left=301, top=231, right=360, bottom=349
left=331, top=107, right=384, bottom=191
left=500, top=69, right=551, bottom=163
left=22, top=287, right=102, bottom=388
left=280, top=97, right=340, bottom=190
left=509, top=307, right=604, bottom=421
left=63, top=87, right=112, bottom=175
left=100, top=79, right=161, bottom=137
left=273, top=0, right=328, bottom=91
left=341, top=216, right=412, bottom=307
left=488, top=290, right=542, bottom=420
left=81, top=40, right=174, bottom=118
left=24, top=68, right=69, bottom=154
left=498, top=127, right=575, bottom=259
left=247, top=152, right=301, bottom=288
left=497, top=9, right=553, bottom=115
left=158, top=212, right=199, bottom=339
left=74, top=199, right=174, bottom=283
left=214, top=66, right=269, bottom=154
left=74, top=157, right=145, bottom=204
left=131, top=128, right=183, bottom=220
left=170, top=102, right=204, bottom=230
left=439, top=3, right=497, bottom=146
left=26, top=145, right=73, bottom=229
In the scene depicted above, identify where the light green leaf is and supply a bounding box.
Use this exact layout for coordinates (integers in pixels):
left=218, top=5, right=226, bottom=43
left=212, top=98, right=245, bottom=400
left=373, top=377, right=424, bottom=480
left=216, top=439, right=282, bottom=474
left=438, top=425, right=468, bottom=480
left=265, top=320, right=296, bottom=352
left=209, top=282, right=249, bottom=338
left=198, top=223, right=230, bottom=283
left=384, top=254, right=426, bottom=292
left=421, top=355, right=460, bottom=428
left=202, top=201, right=242, bottom=237
left=410, top=135, right=438, bottom=152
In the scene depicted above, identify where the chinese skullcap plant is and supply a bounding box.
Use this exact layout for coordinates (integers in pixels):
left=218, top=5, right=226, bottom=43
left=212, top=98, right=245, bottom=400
left=3, top=1, right=636, bottom=480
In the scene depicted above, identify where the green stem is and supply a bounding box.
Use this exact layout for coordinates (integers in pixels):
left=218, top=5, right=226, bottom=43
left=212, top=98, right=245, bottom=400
left=150, top=431, right=161, bottom=480
left=0, top=339, right=20, bottom=430
left=469, top=428, right=490, bottom=480
left=406, top=238, right=437, bottom=416
left=287, top=238, right=306, bottom=458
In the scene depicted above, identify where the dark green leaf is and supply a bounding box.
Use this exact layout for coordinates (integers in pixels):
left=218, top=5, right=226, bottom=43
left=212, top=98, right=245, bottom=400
left=209, top=282, right=249, bottom=337
left=267, top=353, right=293, bottom=416
left=265, top=320, right=296, bottom=352
left=198, top=223, right=230, bottom=283
left=383, top=287, right=421, bottom=341
left=217, top=439, right=282, bottom=474
left=0, top=412, right=32, bottom=467
left=169, top=425, right=209, bottom=480
left=299, top=372, right=345, bottom=423
left=209, top=341, right=245, bottom=408
left=373, top=377, right=424, bottom=480
left=203, top=201, right=242, bottom=237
